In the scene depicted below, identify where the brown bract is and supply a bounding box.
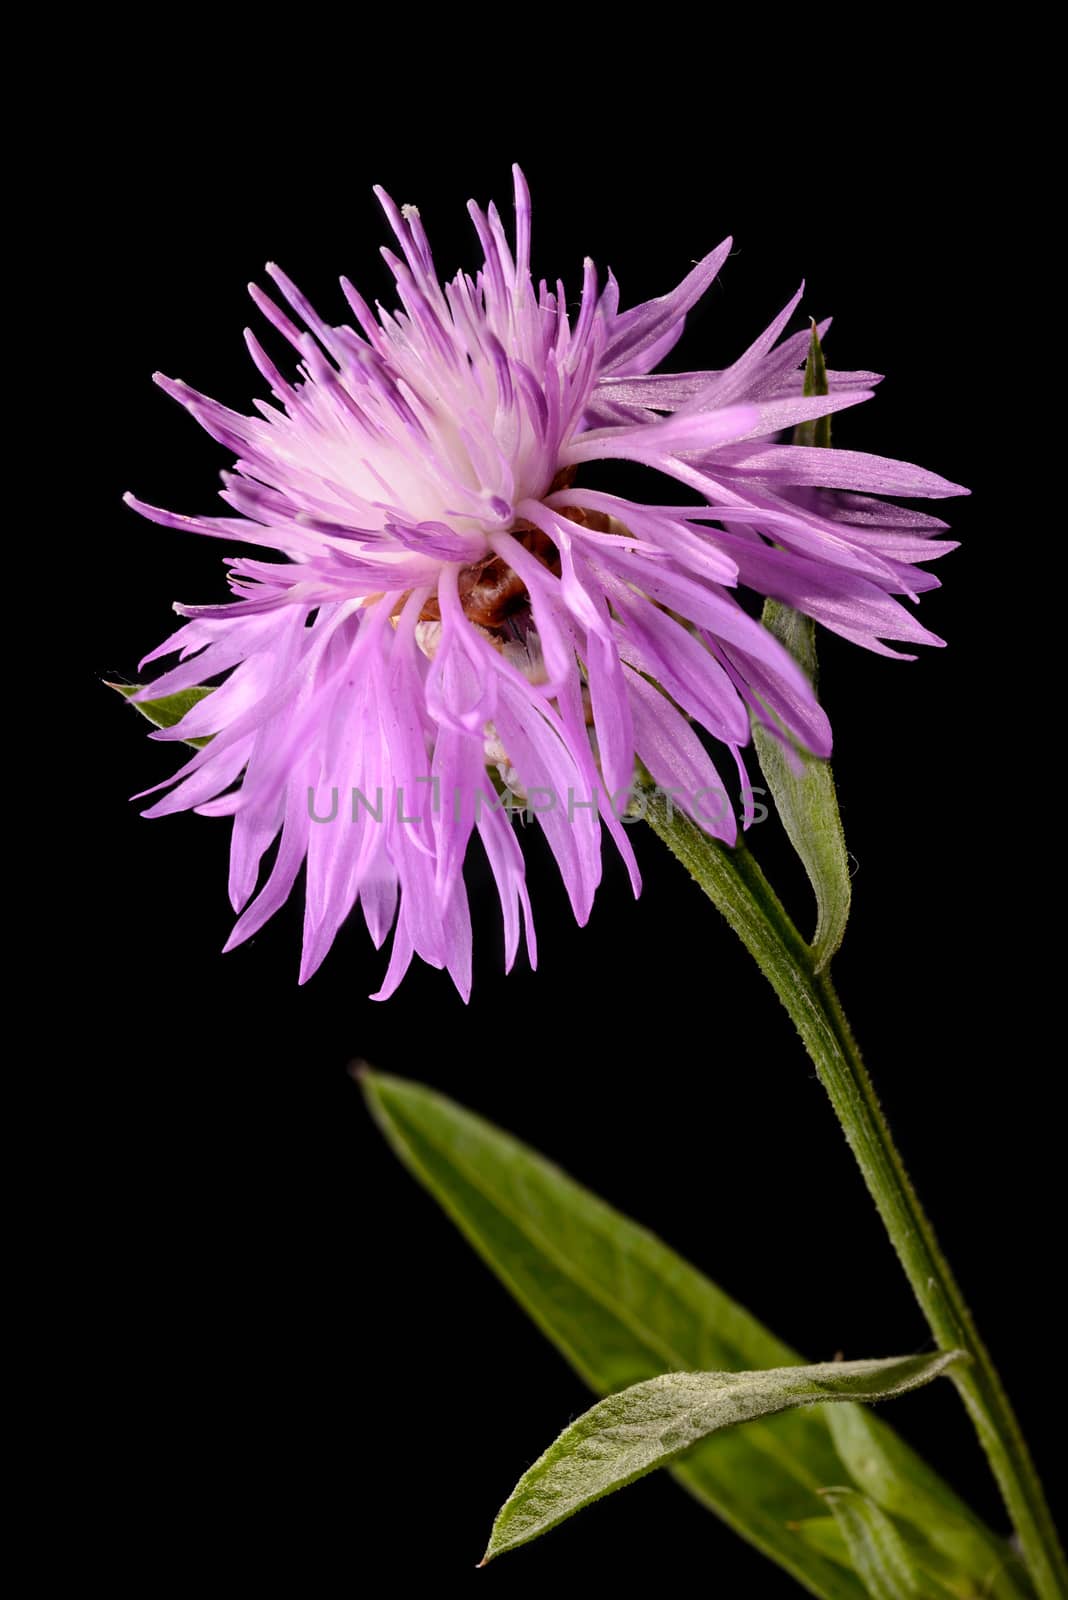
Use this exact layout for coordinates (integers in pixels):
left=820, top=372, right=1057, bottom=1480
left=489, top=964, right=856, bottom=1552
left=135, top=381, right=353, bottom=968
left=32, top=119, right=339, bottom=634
left=372, top=468, right=611, bottom=638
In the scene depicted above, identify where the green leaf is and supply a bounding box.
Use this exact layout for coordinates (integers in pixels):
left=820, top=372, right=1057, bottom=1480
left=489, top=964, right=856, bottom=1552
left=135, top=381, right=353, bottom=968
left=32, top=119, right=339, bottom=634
left=481, top=1355, right=962, bottom=1564
left=792, top=1510, right=1001, bottom=1600
left=752, top=603, right=852, bottom=970
left=794, top=319, right=833, bottom=449
left=827, top=1406, right=1031, bottom=1599
left=791, top=1515, right=854, bottom=1561
left=361, top=1074, right=1019, bottom=1599
left=752, top=323, right=851, bottom=971
left=820, top=1487, right=953, bottom=1600
left=106, top=681, right=214, bottom=748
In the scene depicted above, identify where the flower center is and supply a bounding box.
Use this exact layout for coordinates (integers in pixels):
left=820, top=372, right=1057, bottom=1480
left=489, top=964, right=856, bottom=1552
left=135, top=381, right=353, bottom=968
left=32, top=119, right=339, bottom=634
left=418, top=523, right=561, bottom=630
left=417, top=466, right=590, bottom=634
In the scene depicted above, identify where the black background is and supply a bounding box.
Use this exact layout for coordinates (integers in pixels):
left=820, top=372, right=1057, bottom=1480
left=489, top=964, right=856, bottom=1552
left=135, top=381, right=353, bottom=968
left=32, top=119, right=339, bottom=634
left=53, top=71, right=1062, bottom=1592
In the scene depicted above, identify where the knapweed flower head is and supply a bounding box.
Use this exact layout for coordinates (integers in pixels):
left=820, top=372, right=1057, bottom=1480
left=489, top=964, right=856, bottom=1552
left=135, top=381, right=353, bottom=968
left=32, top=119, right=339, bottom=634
left=126, top=166, right=965, bottom=997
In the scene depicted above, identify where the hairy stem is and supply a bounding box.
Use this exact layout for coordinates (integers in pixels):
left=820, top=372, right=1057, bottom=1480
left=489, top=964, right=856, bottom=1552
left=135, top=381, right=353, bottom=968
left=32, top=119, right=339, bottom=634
left=644, top=794, right=1066, bottom=1600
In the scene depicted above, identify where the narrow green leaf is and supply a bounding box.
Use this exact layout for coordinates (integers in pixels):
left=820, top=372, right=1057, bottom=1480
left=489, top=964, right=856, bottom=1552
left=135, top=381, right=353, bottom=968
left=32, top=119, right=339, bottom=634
left=792, top=1515, right=854, bottom=1561
left=106, top=681, right=214, bottom=748
left=820, top=1487, right=946, bottom=1600
left=752, top=323, right=851, bottom=970
left=361, top=1074, right=1019, bottom=1598
left=752, top=604, right=851, bottom=970
left=481, top=1355, right=962, bottom=1564
left=794, top=318, right=833, bottom=449
left=790, top=1515, right=1004, bottom=1600
left=827, top=1405, right=1032, bottom=1599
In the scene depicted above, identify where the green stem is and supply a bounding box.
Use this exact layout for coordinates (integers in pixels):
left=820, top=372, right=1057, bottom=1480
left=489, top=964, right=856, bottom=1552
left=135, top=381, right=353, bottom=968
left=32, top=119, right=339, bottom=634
left=643, top=793, right=1067, bottom=1600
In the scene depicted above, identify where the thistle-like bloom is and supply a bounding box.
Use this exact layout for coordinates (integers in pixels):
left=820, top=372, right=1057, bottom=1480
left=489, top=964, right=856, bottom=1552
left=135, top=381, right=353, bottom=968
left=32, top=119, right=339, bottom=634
left=126, top=167, right=964, bottom=996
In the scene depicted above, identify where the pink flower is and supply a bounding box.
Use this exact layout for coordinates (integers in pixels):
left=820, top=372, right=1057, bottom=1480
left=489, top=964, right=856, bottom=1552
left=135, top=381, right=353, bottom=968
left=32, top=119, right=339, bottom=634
left=125, top=167, right=964, bottom=995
